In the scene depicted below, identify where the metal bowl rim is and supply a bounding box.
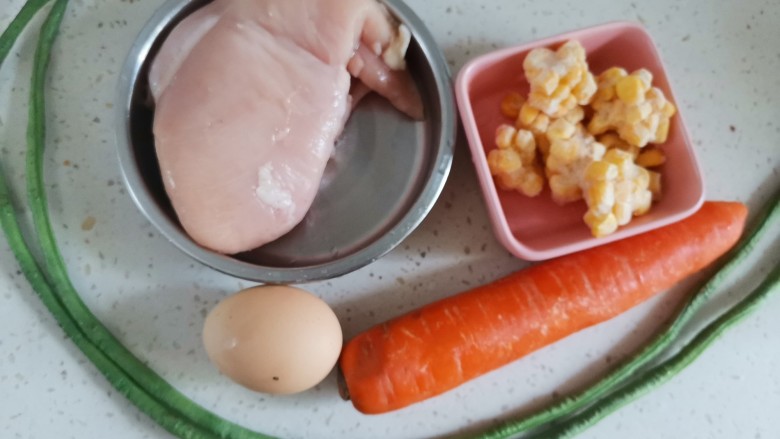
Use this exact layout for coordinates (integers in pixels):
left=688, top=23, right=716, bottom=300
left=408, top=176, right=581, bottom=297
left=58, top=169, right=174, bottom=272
left=115, top=0, right=456, bottom=283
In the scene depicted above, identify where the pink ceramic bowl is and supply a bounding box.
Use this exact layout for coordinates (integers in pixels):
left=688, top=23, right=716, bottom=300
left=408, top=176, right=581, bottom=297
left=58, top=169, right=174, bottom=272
left=455, top=21, right=704, bottom=261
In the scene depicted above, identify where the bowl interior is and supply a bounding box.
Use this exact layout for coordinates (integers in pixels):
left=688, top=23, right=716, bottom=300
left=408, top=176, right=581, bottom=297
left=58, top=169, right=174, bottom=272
left=460, top=22, right=703, bottom=257
left=120, top=0, right=453, bottom=280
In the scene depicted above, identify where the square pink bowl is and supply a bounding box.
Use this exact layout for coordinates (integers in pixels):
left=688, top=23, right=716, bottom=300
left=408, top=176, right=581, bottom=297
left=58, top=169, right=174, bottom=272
left=455, top=21, right=705, bottom=261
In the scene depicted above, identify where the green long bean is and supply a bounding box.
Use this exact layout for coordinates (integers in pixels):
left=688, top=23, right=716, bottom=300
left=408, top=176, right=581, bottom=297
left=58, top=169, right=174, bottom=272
left=545, top=262, right=780, bottom=438
left=3, top=1, right=779, bottom=439
left=6, top=1, right=272, bottom=438
left=0, top=0, right=49, bottom=65
left=0, top=165, right=217, bottom=439
left=476, top=189, right=780, bottom=439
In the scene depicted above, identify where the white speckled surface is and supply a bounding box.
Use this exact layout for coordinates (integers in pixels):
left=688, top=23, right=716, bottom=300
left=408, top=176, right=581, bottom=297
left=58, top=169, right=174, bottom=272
left=1, top=0, right=779, bottom=438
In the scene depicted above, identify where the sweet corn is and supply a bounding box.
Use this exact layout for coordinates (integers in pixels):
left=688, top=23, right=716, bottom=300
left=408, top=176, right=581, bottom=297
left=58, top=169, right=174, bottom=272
left=538, top=70, right=560, bottom=95
left=585, top=160, right=619, bottom=182
left=563, top=105, right=585, bottom=124
left=516, top=102, right=551, bottom=134
left=598, top=133, right=640, bottom=158
left=545, top=123, right=606, bottom=204
left=491, top=40, right=669, bottom=238
left=588, top=68, right=675, bottom=147
left=633, top=189, right=653, bottom=215
left=489, top=125, right=544, bottom=197
left=581, top=148, right=658, bottom=237
left=584, top=210, right=618, bottom=238
left=495, top=124, right=517, bottom=149
left=634, top=166, right=650, bottom=190
left=592, top=67, right=627, bottom=103
left=636, top=147, right=666, bottom=168
left=603, top=148, right=634, bottom=178
left=500, top=92, right=525, bottom=119
left=496, top=166, right=545, bottom=196
left=587, top=180, right=615, bottom=216
left=487, top=148, right=523, bottom=174
left=614, top=179, right=633, bottom=205
left=548, top=139, right=580, bottom=163
left=513, top=129, right=537, bottom=163
left=616, top=73, right=649, bottom=105
left=523, top=40, right=597, bottom=117
left=613, top=202, right=632, bottom=226
left=654, top=117, right=671, bottom=143
left=547, top=118, right=577, bottom=141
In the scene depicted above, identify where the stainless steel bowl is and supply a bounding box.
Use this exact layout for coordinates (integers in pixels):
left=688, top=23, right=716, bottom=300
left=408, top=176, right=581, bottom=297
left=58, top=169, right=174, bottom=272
left=116, top=0, right=456, bottom=283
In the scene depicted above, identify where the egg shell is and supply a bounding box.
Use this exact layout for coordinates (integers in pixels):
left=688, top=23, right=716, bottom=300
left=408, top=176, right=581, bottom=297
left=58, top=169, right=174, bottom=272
left=202, top=285, right=343, bottom=395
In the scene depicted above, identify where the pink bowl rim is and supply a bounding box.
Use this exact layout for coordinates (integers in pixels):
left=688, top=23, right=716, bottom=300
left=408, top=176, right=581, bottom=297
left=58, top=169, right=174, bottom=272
left=455, top=20, right=705, bottom=261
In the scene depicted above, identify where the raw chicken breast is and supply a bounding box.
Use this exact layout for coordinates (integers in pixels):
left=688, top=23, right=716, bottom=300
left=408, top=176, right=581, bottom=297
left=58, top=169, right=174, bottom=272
left=150, top=0, right=422, bottom=254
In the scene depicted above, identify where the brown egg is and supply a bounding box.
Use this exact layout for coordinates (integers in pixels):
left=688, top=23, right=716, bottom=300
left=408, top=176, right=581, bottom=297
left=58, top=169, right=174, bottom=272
left=202, top=285, right=342, bottom=395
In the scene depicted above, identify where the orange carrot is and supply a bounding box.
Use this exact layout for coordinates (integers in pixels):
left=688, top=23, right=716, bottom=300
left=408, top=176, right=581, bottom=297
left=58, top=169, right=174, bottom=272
left=339, top=201, right=748, bottom=414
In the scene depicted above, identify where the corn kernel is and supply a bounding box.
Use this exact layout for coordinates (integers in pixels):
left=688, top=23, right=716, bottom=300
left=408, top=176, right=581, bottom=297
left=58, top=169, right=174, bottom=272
left=496, top=172, right=518, bottom=191
left=519, top=102, right=540, bottom=126
left=520, top=168, right=545, bottom=196
left=547, top=118, right=576, bottom=140
left=584, top=211, right=618, bottom=237
left=633, top=189, right=653, bottom=215
left=616, top=75, right=646, bottom=105
left=662, top=101, right=677, bottom=118
left=599, top=134, right=640, bottom=158
left=634, top=69, right=653, bottom=88
left=585, top=160, right=619, bottom=182
left=598, top=133, right=627, bottom=149
left=636, top=147, right=666, bottom=168
left=573, top=72, right=597, bottom=103
left=495, top=124, right=517, bottom=149
left=553, top=95, right=579, bottom=117
left=634, top=166, right=650, bottom=190
left=487, top=149, right=523, bottom=175
left=594, top=85, right=616, bottom=102
left=613, top=202, right=632, bottom=225
left=513, top=129, right=537, bottom=163
left=531, top=113, right=551, bottom=133
left=588, top=141, right=607, bottom=161
left=564, top=105, right=585, bottom=124
left=513, top=129, right=536, bottom=151
left=560, top=39, right=586, bottom=61
left=610, top=159, right=635, bottom=183
left=620, top=129, right=645, bottom=148
left=587, top=180, right=615, bottom=215
left=528, top=93, right=555, bottom=115
left=654, top=118, right=671, bottom=144
left=540, top=70, right=560, bottom=95
left=626, top=102, right=653, bottom=124
left=588, top=114, right=610, bottom=135
left=600, top=67, right=627, bottom=82
left=604, top=148, right=633, bottom=166
left=549, top=139, right=580, bottom=163
left=614, top=179, right=633, bottom=204
left=500, top=92, right=525, bottom=119
left=517, top=102, right=551, bottom=134
left=561, top=65, right=584, bottom=86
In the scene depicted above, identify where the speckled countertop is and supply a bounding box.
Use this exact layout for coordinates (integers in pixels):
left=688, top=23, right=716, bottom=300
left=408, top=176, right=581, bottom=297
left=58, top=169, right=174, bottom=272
left=1, top=0, right=779, bottom=438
